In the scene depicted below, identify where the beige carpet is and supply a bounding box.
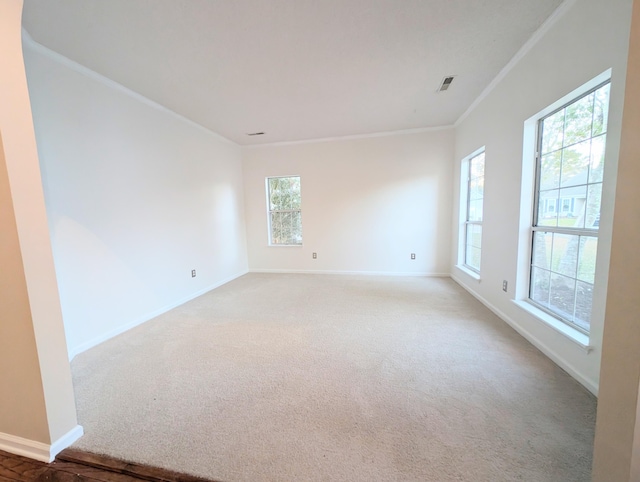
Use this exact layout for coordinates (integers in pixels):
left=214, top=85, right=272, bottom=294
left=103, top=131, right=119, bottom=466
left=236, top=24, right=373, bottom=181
left=71, top=274, right=596, bottom=481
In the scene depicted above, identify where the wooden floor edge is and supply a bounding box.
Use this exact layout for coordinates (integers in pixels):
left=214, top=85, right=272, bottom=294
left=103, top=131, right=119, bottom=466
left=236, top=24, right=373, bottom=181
left=57, top=448, right=219, bottom=482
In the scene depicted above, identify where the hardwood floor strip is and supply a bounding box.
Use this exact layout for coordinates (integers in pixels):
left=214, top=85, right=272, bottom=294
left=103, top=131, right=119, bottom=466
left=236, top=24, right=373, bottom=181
left=47, top=460, right=147, bottom=482
left=0, top=451, right=48, bottom=481
left=57, top=450, right=216, bottom=482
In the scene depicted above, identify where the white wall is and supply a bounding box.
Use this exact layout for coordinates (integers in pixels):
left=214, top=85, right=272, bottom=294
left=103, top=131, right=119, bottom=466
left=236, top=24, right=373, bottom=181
left=23, top=40, right=249, bottom=359
left=451, top=0, right=633, bottom=394
left=243, top=129, right=454, bottom=275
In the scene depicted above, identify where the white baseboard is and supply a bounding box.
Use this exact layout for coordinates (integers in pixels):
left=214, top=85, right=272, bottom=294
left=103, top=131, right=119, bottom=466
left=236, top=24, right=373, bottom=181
left=249, top=269, right=450, bottom=277
left=451, top=274, right=598, bottom=396
left=68, top=270, right=249, bottom=360
left=0, top=425, right=83, bottom=463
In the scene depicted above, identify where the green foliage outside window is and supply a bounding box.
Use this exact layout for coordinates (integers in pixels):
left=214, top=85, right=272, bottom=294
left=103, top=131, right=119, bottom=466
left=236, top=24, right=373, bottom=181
left=267, top=176, right=302, bottom=245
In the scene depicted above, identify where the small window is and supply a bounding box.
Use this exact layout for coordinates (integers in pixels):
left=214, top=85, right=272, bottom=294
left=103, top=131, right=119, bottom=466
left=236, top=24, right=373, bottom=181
left=529, top=81, right=610, bottom=334
left=460, top=149, right=485, bottom=273
left=266, top=176, right=302, bottom=245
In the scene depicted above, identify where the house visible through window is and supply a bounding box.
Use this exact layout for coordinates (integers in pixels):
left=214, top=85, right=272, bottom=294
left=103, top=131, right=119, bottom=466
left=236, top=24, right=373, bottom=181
left=462, top=150, right=485, bottom=273
left=529, top=81, right=610, bottom=334
left=266, top=176, right=302, bottom=245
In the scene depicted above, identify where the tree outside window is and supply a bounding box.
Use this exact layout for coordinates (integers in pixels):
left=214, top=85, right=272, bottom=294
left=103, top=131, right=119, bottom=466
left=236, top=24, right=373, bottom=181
left=267, top=176, right=302, bottom=245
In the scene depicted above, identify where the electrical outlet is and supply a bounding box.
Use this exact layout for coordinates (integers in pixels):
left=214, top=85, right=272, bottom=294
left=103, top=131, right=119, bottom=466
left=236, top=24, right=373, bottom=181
left=411, top=253, right=416, bottom=260
left=502, top=280, right=508, bottom=292
left=192, top=269, right=196, bottom=278
left=312, top=252, right=317, bottom=259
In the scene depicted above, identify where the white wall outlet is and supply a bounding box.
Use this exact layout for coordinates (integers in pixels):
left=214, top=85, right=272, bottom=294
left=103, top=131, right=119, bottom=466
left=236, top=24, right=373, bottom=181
left=503, top=280, right=508, bottom=292
left=192, top=269, right=196, bottom=278
left=312, top=252, right=317, bottom=259
left=411, top=253, right=416, bottom=260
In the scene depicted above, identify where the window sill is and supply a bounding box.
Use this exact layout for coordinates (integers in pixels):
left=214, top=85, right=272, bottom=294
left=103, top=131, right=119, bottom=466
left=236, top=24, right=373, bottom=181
left=512, top=300, right=593, bottom=352
left=455, top=264, right=481, bottom=282
left=267, top=244, right=303, bottom=247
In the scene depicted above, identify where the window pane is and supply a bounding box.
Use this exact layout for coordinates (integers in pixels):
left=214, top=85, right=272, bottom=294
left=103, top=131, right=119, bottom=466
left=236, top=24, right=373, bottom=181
left=563, top=93, right=594, bottom=147
left=577, top=236, right=597, bottom=283
left=537, top=190, right=559, bottom=227
left=586, top=183, right=602, bottom=229
left=560, top=140, right=590, bottom=188
left=466, top=224, right=482, bottom=250
left=589, top=135, right=606, bottom=183
left=532, top=231, right=552, bottom=270
left=270, top=211, right=302, bottom=245
left=270, top=211, right=282, bottom=242
left=470, top=153, right=485, bottom=179
left=291, top=211, right=302, bottom=244
left=269, top=178, right=281, bottom=210
left=557, top=185, right=586, bottom=229
left=549, top=273, right=576, bottom=321
left=290, top=178, right=301, bottom=209
left=468, top=199, right=483, bottom=222
left=469, top=178, right=484, bottom=201
left=540, top=151, right=561, bottom=191
left=465, top=245, right=481, bottom=272
left=530, top=267, right=551, bottom=308
left=593, top=83, right=610, bottom=136
left=541, top=110, right=564, bottom=154
left=574, top=281, right=593, bottom=331
left=282, top=211, right=292, bottom=241
left=551, top=234, right=578, bottom=278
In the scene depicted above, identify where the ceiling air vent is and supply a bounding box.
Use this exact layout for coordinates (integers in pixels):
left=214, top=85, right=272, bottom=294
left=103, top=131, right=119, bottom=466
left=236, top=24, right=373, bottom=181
left=247, top=132, right=265, bottom=136
left=438, top=76, right=455, bottom=92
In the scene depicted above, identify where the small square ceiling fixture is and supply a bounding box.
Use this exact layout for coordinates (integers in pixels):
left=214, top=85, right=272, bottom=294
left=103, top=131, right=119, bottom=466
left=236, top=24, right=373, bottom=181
left=438, top=76, right=456, bottom=92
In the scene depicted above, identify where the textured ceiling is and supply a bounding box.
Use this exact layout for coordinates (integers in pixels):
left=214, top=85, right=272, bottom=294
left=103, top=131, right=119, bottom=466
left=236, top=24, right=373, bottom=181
left=22, top=0, right=564, bottom=145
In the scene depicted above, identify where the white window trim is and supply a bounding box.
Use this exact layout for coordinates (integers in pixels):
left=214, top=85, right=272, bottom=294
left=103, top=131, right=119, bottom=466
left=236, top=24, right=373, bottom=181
left=515, top=69, right=612, bottom=346
left=456, top=146, right=485, bottom=278
left=265, top=175, right=303, bottom=247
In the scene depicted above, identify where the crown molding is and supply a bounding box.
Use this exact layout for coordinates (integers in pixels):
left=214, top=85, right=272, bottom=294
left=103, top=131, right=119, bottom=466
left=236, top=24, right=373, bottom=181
left=244, top=124, right=454, bottom=149
left=21, top=28, right=238, bottom=147
left=455, top=0, right=579, bottom=126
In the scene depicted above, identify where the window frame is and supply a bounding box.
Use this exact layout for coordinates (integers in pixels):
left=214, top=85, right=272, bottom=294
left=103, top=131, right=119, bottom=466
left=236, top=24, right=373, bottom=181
left=458, top=147, right=486, bottom=275
left=528, top=79, right=611, bottom=335
left=265, top=175, right=303, bottom=246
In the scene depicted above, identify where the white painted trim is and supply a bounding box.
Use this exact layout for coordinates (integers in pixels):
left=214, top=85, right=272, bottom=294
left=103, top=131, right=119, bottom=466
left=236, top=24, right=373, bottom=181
left=49, top=425, right=84, bottom=460
left=512, top=300, right=592, bottom=350
left=451, top=273, right=598, bottom=395
left=454, top=264, right=481, bottom=282
left=20, top=28, right=237, bottom=147
left=244, top=125, right=455, bottom=149
left=0, top=432, right=51, bottom=462
left=0, top=425, right=83, bottom=463
left=455, top=0, right=579, bottom=126
left=68, top=270, right=249, bottom=360
left=249, top=269, right=450, bottom=277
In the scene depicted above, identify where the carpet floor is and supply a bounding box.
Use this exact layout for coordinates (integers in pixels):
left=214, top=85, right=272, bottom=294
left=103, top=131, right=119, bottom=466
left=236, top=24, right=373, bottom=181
left=70, top=274, right=596, bottom=481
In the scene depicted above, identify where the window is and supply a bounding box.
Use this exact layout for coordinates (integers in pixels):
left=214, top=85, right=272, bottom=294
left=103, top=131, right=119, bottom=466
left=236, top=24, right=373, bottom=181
left=529, top=81, right=610, bottom=334
left=461, top=150, right=485, bottom=273
left=266, top=176, right=302, bottom=245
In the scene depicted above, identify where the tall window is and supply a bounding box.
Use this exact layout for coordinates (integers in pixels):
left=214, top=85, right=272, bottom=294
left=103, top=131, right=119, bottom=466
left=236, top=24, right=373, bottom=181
left=529, top=81, right=610, bottom=334
left=462, top=150, right=485, bottom=273
left=266, top=176, right=302, bottom=245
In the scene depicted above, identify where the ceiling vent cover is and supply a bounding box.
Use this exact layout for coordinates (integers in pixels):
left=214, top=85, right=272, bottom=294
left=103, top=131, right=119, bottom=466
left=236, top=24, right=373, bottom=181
left=438, top=76, right=455, bottom=92
left=247, top=132, right=265, bottom=136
